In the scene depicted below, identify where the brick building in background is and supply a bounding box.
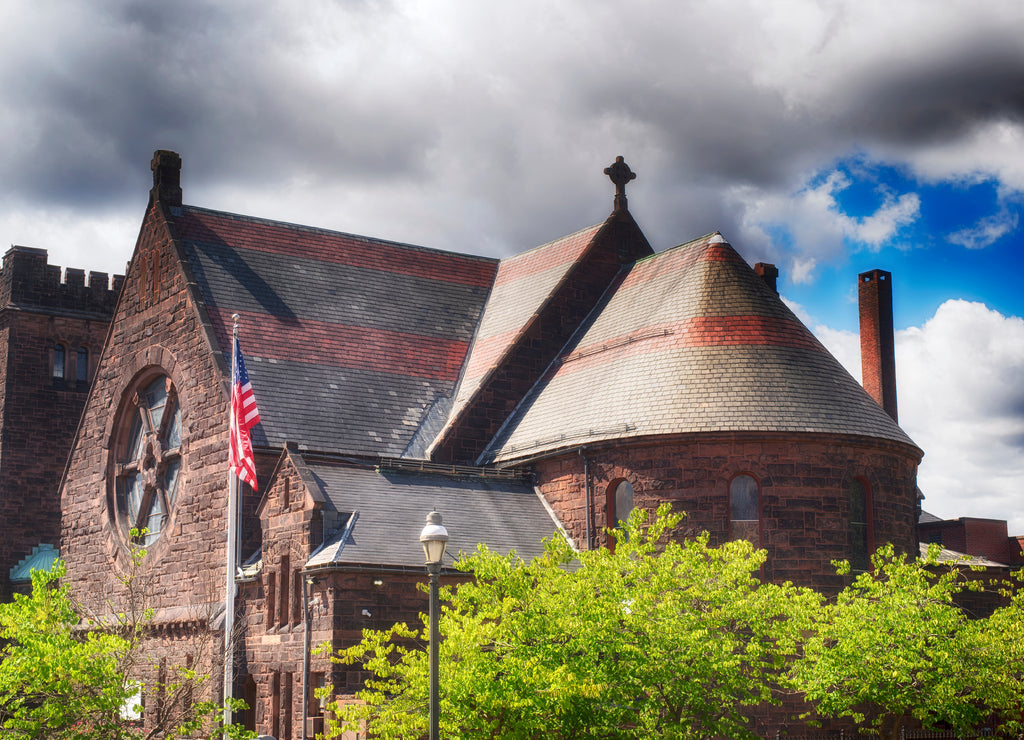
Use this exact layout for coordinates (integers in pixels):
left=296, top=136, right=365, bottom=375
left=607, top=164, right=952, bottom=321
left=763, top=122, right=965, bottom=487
left=0, top=246, right=120, bottom=599
left=23, top=148, right=1000, bottom=738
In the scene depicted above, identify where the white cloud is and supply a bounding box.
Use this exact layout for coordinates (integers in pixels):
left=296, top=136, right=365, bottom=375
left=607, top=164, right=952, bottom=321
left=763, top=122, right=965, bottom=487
left=896, top=119, right=1024, bottom=194
left=0, top=202, right=137, bottom=278
left=811, top=324, right=862, bottom=384
left=813, top=300, right=1024, bottom=534
left=948, top=207, right=1020, bottom=250
left=855, top=190, right=921, bottom=247
left=732, top=168, right=920, bottom=282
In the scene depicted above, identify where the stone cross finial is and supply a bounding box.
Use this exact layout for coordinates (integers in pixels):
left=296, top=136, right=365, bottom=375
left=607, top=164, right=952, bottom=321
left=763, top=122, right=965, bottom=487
left=604, top=156, right=636, bottom=211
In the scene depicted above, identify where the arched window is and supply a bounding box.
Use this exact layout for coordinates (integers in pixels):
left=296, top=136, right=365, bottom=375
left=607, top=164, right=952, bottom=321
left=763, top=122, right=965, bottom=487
left=53, top=344, right=66, bottom=379
left=76, top=347, right=89, bottom=383
left=606, top=480, right=634, bottom=551
left=849, top=479, right=873, bottom=571
left=114, top=375, right=183, bottom=546
left=607, top=480, right=634, bottom=529
left=729, top=474, right=760, bottom=545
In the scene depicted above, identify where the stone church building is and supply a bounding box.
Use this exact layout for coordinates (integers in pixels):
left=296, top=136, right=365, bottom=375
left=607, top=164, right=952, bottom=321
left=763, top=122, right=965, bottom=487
left=5, top=150, right=923, bottom=737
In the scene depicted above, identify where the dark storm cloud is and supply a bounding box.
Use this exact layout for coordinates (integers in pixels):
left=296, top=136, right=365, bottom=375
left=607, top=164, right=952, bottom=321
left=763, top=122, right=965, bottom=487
left=1, top=0, right=1023, bottom=266
left=0, top=1, right=435, bottom=210
left=836, top=40, right=1024, bottom=146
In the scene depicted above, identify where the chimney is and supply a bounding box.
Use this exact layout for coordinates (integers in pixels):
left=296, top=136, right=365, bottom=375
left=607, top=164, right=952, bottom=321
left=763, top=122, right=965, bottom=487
left=150, top=150, right=182, bottom=207
left=754, top=262, right=779, bottom=293
left=859, top=269, right=898, bottom=422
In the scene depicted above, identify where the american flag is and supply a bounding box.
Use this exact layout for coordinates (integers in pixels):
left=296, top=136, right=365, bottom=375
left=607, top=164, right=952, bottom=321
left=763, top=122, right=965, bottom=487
left=230, top=335, right=261, bottom=490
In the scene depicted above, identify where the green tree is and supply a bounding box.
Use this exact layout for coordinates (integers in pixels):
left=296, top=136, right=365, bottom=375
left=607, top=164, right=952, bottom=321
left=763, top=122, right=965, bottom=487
left=326, top=505, right=818, bottom=739
left=0, top=563, right=129, bottom=737
left=789, top=544, right=1024, bottom=739
left=960, top=569, right=1024, bottom=736
left=0, top=551, right=253, bottom=739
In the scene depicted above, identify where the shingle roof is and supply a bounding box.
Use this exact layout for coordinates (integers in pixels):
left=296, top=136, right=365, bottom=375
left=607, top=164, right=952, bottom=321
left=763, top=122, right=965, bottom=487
left=173, top=206, right=498, bottom=456
left=429, top=224, right=604, bottom=451
left=919, top=543, right=1007, bottom=568
left=485, top=234, right=920, bottom=463
left=298, top=460, right=560, bottom=569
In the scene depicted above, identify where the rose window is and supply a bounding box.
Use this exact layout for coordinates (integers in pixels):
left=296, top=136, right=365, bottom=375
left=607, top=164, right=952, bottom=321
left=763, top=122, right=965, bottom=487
left=115, top=376, right=182, bottom=546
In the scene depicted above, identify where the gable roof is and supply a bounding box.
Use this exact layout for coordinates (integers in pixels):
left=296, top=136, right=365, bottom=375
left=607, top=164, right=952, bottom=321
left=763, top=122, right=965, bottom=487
left=172, top=206, right=498, bottom=457
left=484, top=234, right=920, bottom=463
left=291, top=458, right=561, bottom=570
left=428, top=208, right=653, bottom=463
left=427, top=224, right=604, bottom=451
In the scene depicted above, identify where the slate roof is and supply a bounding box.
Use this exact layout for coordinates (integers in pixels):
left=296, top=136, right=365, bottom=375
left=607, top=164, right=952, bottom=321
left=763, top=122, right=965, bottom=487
left=484, top=234, right=920, bottom=463
left=919, top=543, right=1007, bottom=568
left=296, top=459, right=560, bottom=570
left=173, top=206, right=498, bottom=457
left=429, top=224, right=604, bottom=451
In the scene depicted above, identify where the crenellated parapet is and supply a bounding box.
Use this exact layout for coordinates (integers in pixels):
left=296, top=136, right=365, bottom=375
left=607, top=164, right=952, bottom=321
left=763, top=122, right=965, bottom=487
left=0, top=245, right=123, bottom=317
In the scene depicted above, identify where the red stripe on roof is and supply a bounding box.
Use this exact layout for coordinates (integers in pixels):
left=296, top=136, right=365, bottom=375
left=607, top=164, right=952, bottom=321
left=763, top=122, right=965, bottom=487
left=460, top=327, right=521, bottom=383
left=177, top=208, right=498, bottom=289
left=210, top=308, right=470, bottom=381
left=492, top=226, right=601, bottom=286
left=555, top=316, right=825, bottom=375
left=614, top=239, right=710, bottom=289
left=683, top=316, right=824, bottom=350
left=701, top=243, right=747, bottom=263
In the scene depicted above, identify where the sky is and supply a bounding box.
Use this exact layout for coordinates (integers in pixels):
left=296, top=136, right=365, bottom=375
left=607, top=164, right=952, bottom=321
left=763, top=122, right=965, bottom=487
left=2, top=1, right=1023, bottom=533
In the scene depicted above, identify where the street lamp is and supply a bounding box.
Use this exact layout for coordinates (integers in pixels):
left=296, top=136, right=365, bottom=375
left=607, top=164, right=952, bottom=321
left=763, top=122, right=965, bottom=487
left=419, top=511, right=449, bottom=740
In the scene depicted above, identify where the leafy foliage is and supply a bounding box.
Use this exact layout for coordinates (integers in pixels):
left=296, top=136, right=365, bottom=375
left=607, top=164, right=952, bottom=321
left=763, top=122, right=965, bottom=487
left=789, top=544, right=1024, bottom=739
left=967, top=569, right=1024, bottom=736
left=326, top=505, right=819, bottom=739
left=0, top=563, right=130, bottom=738
left=323, top=512, right=1024, bottom=740
left=0, top=541, right=254, bottom=739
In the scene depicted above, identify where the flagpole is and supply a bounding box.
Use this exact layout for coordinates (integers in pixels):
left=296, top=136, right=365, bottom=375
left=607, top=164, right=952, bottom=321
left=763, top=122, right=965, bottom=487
left=223, top=315, right=241, bottom=730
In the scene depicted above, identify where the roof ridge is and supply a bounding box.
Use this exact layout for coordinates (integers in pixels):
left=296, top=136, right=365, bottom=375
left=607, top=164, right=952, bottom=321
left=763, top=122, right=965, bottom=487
left=180, top=204, right=499, bottom=265
left=497, top=222, right=605, bottom=263
left=632, top=230, right=725, bottom=264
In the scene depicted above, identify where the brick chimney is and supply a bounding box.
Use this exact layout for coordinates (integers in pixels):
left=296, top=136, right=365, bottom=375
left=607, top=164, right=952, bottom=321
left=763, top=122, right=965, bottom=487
left=859, top=269, right=898, bottom=422
left=150, top=150, right=182, bottom=207
left=754, top=262, right=779, bottom=293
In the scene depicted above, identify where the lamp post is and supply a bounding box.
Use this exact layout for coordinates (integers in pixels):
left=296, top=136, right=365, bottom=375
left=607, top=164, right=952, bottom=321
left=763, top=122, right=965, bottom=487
left=419, top=511, right=449, bottom=740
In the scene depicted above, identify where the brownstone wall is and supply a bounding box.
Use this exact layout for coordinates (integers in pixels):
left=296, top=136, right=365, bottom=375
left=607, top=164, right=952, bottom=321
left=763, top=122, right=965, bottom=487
left=60, top=201, right=233, bottom=616
left=533, top=432, right=921, bottom=592
left=240, top=455, right=443, bottom=739
left=0, top=246, right=118, bottom=599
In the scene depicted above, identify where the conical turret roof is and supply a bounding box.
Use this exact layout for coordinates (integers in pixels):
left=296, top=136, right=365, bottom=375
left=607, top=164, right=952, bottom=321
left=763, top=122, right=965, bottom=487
left=483, top=233, right=919, bottom=463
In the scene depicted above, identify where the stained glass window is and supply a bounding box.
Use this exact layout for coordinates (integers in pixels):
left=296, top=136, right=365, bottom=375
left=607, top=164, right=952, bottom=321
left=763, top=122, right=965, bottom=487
left=849, top=479, right=872, bottom=571
left=607, top=480, right=635, bottom=550
left=53, top=344, right=65, bottom=379
left=115, top=375, right=182, bottom=546
left=729, top=474, right=759, bottom=545
left=611, top=480, right=634, bottom=528
left=77, top=347, right=89, bottom=382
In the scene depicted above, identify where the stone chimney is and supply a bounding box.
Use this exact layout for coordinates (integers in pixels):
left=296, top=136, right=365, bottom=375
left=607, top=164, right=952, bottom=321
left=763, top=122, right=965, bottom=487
left=754, top=262, right=779, bottom=293
left=859, top=269, right=898, bottom=422
left=150, top=150, right=182, bottom=207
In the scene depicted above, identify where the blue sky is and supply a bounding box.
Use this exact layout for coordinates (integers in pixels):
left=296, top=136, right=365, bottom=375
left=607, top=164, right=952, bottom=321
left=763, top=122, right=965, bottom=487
left=782, top=160, right=1023, bottom=333
left=1, top=0, right=1023, bottom=534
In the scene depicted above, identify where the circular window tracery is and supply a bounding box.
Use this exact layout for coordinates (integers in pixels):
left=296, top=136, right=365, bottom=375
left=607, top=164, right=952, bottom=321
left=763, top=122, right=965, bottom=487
left=114, top=375, right=183, bottom=546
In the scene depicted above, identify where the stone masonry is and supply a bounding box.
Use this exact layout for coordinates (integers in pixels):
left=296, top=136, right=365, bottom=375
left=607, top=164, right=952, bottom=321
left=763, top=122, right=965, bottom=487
left=0, top=246, right=120, bottom=599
